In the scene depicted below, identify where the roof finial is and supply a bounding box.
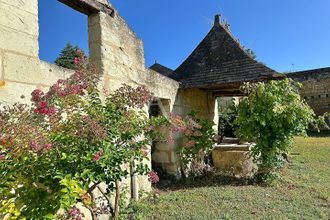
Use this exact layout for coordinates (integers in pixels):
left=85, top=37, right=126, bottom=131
left=214, top=14, right=221, bottom=26
left=155, top=59, right=158, bottom=64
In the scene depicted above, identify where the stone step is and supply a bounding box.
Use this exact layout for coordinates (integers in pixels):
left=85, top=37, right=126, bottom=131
left=221, top=137, right=239, bottom=144
left=213, top=143, right=251, bottom=152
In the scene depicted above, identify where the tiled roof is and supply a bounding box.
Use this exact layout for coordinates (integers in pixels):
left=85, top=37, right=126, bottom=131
left=150, top=63, right=173, bottom=77
left=287, top=67, right=330, bottom=82
left=169, top=15, right=281, bottom=89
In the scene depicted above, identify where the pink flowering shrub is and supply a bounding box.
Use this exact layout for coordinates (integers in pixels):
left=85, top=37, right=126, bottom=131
left=0, top=52, right=167, bottom=219
left=148, top=170, right=160, bottom=184
left=167, top=111, right=216, bottom=177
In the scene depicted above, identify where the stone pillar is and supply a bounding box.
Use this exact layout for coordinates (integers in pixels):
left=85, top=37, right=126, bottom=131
left=168, top=89, right=218, bottom=176
left=88, top=10, right=146, bottom=91
left=88, top=7, right=151, bottom=194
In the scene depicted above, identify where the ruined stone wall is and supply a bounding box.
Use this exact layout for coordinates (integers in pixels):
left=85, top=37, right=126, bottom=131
left=0, top=0, right=74, bottom=105
left=87, top=8, right=181, bottom=179
left=288, top=68, right=330, bottom=128
left=0, top=0, right=182, bottom=196
left=88, top=12, right=179, bottom=102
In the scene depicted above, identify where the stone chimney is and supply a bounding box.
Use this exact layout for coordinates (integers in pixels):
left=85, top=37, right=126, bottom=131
left=214, top=14, right=221, bottom=26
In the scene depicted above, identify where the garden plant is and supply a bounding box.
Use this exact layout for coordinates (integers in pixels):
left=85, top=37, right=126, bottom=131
left=235, top=79, right=327, bottom=183
left=0, top=52, right=167, bottom=219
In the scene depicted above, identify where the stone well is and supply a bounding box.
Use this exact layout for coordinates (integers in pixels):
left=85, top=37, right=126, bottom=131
left=212, top=139, right=257, bottom=178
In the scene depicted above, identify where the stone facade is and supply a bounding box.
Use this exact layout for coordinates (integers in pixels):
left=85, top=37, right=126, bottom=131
left=288, top=68, right=330, bottom=128
left=0, top=0, right=75, bottom=105
left=1, top=0, right=329, bottom=205
left=0, top=0, right=183, bottom=197
left=0, top=0, right=220, bottom=198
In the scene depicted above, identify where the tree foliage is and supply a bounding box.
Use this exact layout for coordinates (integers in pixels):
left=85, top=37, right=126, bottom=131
left=234, top=78, right=326, bottom=183
left=55, top=43, right=86, bottom=70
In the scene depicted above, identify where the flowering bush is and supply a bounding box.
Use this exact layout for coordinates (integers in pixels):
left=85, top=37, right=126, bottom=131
left=167, top=111, right=216, bottom=178
left=148, top=171, right=160, bottom=184
left=0, top=53, right=166, bottom=219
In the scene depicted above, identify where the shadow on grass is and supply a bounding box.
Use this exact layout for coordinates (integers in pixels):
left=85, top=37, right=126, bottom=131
left=154, top=172, right=259, bottom=192
left=307, top=130, right=330, bottom=137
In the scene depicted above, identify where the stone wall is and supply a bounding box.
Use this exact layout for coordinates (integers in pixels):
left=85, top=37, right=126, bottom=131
left=0, top=0, right=182, bottom=197
left=87, top=5, right=180, bottom=181
left=0, top=0, right=220, bottom=187
left=0, top=0, right=74, bottom=105
left=156, top=88, right=218, bottom=176
left=288, top=68, right=330, bottom=127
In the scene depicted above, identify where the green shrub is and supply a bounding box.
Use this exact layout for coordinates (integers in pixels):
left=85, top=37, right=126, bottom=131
left=234, top=78, right=326, bottom=183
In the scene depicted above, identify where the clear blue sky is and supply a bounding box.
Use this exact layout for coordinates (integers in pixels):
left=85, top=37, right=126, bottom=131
left=39, top=0, right=330, bottom=73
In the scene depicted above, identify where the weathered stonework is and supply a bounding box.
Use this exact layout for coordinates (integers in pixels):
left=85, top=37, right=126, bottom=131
left=288, top=68, right=330, bottom=128
left=212, top=144, right=257, bottom=178
left=1, top=1, right=329, bottom=212
left=0, top=0, right=181, bottom=201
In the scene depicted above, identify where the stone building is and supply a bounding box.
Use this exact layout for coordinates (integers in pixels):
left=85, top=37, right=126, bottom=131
left=0, top=0, right=327, bottom=199
left=287, top=68, right=330, bottom=127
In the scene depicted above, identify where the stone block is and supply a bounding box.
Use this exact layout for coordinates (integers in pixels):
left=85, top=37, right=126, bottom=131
left=152, top=151, right=170, bottom=163
left=0, top=81, right=36, bottom=105
left=0, top=2, right=38, bottom=36
left=0, top=53, right=3, bottom=79
left=165, top=164, right=179, bottom=174
left=0, top=26, right=38, bottom=57
left=212, top=145, right=257, bottom=178
left=170, top=152, right=179, bottom=163
left=0, top=0, right=38, bottom=14
left=3, top=53, right=67, bottom=86
left=155, top=142, right=172, bottom=151
left=137, top=174, right=151, bottom=193
left=39, top=61, right=74, bottom=83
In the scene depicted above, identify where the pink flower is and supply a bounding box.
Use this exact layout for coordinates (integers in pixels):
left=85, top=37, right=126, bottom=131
left=44, top=143, right=52, bottom=150
left=172, top=126, right=186, bottom=133
left=167, top=133, right=174, bottom=145
left=68, top=206, right=85, bottom=220
left=93, top=151, right=103, bottom=162
left=30, top=141, right=41, bottom=152
left=31, top=89, right=44, bottom=102
left=141, top=147, right=149, bottom=157
left=185, top=140, right=196, bottom=149
left=38, top=101, right=48, bottom=108
left=57, top=79, right=64, bottom=84
left=0, top=154, right=5, bottom=160
left=148, top=170, right=160, bottom=184
left=34, top=105, right=56, bottom=116
left=141, top=95, right=149, bottom=104
left=193, top=131, right=203, bottom=137
left=184, top=129, right=193, bottom=136
left=59, top=91, right=67, bottom=97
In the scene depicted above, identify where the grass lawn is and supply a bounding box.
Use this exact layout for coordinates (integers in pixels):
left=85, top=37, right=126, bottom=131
left=135, top=137, right=330, bottom=220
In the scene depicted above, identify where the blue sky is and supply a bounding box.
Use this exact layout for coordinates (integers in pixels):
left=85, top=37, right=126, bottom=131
left=39, top=0, right=330, bottom=73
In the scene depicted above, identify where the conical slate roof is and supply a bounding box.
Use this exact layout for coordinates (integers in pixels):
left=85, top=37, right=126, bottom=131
left=150, top=63, right=173, bottom=77
left=170, top=15, right=281, bottom=89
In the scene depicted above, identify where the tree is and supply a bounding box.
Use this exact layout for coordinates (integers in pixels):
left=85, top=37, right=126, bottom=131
left=234, top=79, right=326, bottom=183
left=55, top=43, right=86, bottom=69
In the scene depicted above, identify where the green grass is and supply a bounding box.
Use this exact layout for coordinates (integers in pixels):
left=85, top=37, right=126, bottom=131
left=135, top=137, right=330, bottom=220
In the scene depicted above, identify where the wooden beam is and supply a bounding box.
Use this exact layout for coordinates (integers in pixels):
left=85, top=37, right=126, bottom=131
left=58, top=0, right=115, bottom=17
left=212, top=91, right=245, bottom=97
